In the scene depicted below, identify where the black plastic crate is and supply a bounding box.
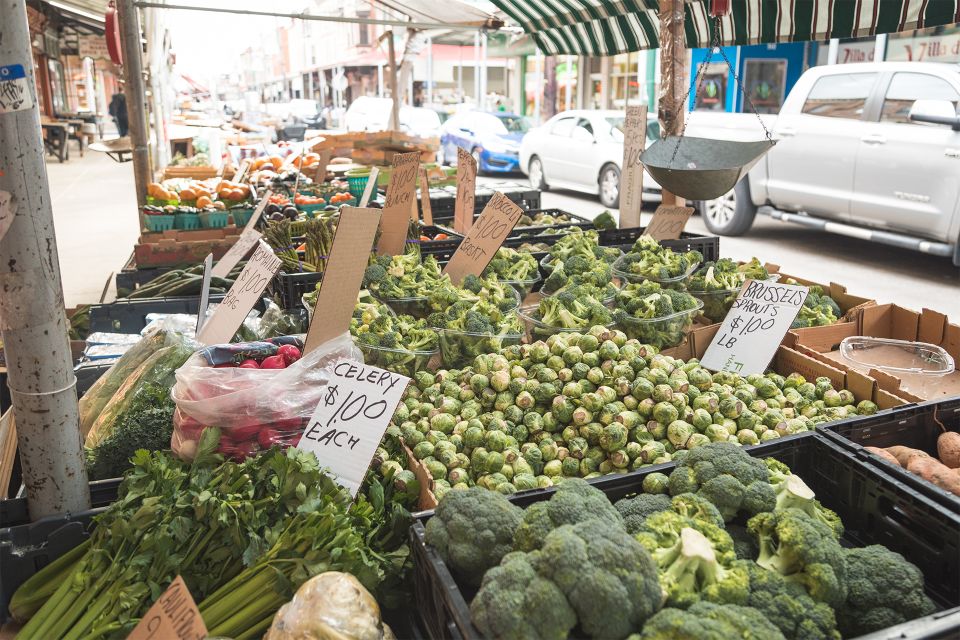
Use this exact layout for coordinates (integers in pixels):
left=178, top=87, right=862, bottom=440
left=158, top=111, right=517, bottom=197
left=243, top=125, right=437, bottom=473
left=510, top=208, right=594, bottom=237
left=599, top=227, right=720, bottom=263
left=74, top=362, right=111, bottom=397
left=87, top=295, right=226, bottom=333
left=272, top=271, right=324, bottom=311
left=115, top=266, right=177, bottom=296
left=411, top=432, right=960, bottom=640
left=0, top=480, right=119, bottom=530
left=0, top=510, right=105, bottom=623
left=821, top=397, right=960, bottom=512
left=426, top=184, right=541, bottom=222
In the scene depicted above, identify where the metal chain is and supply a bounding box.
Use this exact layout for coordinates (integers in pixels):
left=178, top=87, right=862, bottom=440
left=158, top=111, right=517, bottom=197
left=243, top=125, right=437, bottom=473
left=714, top=41, right=776, bottom=144
left=667, top=35, right=716, bottom=166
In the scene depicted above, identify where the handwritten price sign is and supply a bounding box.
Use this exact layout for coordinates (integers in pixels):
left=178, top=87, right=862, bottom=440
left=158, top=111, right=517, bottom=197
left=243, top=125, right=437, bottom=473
left=619, top=104, right=647, bottom=228
left=443, top=191, right=524, bottom=284
left=197, top=241, right=281, bottom=345
left=377, top=152, right=420, bottom=255
left=701, top=279, right=809, bottom=376
left=298, top=360, right=409, bottom=496
left=211, top=191, right=271, bottom=278
left=643, top=205, right=694, bottom=241
left=127, top=576, right=206, bottom=640
left=453, top=147, right=477, bottom=233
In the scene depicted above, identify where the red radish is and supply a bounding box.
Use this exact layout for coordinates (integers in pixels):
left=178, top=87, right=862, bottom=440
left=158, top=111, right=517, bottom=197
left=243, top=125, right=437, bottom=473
left=230, top=424, right=264, bottom=442
left=260, top=355, right=287, bottom=369
left=274, top=417, right=304, bottom=431
left=258, top=428, right=286, bottom=449
left=277, top=344, right=302, bottom=365
left=238, top=359, right=260, bottom=369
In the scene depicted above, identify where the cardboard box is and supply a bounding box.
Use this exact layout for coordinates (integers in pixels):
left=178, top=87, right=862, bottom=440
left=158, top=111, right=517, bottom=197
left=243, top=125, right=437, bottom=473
left=788, top=303, right=960, bottom=403
left=764, top=263, right=875, bottom=320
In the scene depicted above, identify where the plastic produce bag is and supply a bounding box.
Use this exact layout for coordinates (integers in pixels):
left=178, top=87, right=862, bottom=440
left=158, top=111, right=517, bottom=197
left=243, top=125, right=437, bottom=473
left=264, top=572, right=395, bottom=640
left=170, top=333, right=361, bottom=461
left=84, top=336, right=195, bottom=449
left=78, top=330, right=171, bottom=436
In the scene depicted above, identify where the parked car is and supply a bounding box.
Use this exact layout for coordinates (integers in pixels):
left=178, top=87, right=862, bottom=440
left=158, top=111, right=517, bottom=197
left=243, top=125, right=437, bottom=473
left=440, top=111, right=531, bottom=173
left=343, top=96, right=442, bottom=139
left=519, top=109, right=662, bottom=208
left=690, top=62, right=960, bottom=265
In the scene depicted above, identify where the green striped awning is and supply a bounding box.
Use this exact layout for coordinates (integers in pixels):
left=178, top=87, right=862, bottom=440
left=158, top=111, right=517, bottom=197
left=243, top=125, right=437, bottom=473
left=490, top=0, right=960, bottom=56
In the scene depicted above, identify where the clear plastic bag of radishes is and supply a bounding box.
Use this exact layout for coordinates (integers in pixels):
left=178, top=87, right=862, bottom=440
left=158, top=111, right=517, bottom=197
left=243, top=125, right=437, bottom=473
left=170, top=333, right=361, bottom=461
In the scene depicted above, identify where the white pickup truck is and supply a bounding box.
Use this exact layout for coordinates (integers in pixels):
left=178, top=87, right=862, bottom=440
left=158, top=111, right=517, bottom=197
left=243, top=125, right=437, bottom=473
left=689, top=62, right=960, bottom=266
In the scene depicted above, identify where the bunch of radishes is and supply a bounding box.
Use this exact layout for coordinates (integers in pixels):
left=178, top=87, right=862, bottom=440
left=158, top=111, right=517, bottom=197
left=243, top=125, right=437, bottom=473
left=215, top=343, right=303, bottom=370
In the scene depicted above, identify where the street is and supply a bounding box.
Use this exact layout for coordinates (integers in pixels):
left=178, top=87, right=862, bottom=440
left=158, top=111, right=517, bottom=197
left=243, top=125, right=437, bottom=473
left=480, top=173, right=960, bottom=318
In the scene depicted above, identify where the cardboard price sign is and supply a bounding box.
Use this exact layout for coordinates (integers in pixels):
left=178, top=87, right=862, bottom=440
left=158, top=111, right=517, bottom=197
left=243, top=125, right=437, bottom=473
left=377, top=152, right=420, bottom=255
left=197, top=241, right=282, bottom=345
left=619, top=105, right=647, bottom=229
left=312, top=148, right=332, bottom=182
left=701, top=280, right=809, bottom=376
left=195, top=253, right=213, bottom=334
left=127, top=576, right=207, bottom=640
left=298, top=359, right=409, bottom=496
left=453, top=148, right=477, bottom=233
left=304, top=207, right=382, bottom=353
left=443, top=192, right=524, bottom=284
left=419, top=167, right=433, bottom=225
left=643, top=205, right=694, bottom=241
left=211, top=191, right=271, bottom=278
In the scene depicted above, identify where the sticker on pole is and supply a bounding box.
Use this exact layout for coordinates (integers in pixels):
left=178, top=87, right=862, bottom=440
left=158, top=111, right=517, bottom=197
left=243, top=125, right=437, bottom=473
left=127, top=575, right=207, bottom=640
left=0, top=65, right=33, bottom=114
left=700, top=279, right=809, bottom=376
left=298, top=360, right=409, bottom=497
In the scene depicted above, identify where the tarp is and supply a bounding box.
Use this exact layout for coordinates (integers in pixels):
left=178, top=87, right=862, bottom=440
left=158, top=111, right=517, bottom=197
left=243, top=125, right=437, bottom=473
left=489, top=0, right=960, bottom=56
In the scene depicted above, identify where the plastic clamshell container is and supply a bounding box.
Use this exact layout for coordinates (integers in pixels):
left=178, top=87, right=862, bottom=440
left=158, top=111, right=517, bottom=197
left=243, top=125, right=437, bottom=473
left=611, top=253, right=700, bottom=287
left=687, top=286, right=740, bottom=323
left=378, top=294, right=432, bottom=319
left=198, top=211, right=229, bottom=229
left=839, top=336, right=955, bottom=397
left=144, top=214, right=175, bottom=232
left=518, top=307, right=615, bottom=342
left=542, top=284, right=618, bottom=308
left=616, top=299, right=704, bottom=348
left=501, top=275, right=541, bottom=300
left=357, top=341, right=439, bottom=378
left=230, top=208, right=255, bottom=227
left=438, top=327, right=523, bottom=368
left=539, top=247, right=623, bottom=275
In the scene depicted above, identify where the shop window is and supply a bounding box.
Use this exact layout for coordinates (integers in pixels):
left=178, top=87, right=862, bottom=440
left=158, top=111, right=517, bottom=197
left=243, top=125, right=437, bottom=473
left=47, top=58, right=67, bottom=115
left=693, top=62, right=728, bottom=111
left=357, top=11, right=370, bottom=46
left=881, top=72, right=960, bottom=124
left=742, top=59, right=786, bottom=114
left=801, top=73, right=876, bottom=119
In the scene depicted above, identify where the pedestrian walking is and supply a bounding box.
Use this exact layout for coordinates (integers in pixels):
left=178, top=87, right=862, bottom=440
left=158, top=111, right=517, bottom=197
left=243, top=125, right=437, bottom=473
left=108, top=91, right=128, bottom=137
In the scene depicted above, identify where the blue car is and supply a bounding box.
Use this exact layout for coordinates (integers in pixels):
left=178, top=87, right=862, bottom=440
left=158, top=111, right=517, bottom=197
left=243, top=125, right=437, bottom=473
left=439, top=111, right=531, bottom=173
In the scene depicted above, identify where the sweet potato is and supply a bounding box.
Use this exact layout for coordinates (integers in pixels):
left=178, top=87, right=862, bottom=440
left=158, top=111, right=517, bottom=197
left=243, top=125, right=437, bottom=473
left=906, top=456, right=960, bottom=496
left=937, top=432, right=960, bottom=469
left=885, top=445, right=931, bottom=468
left=865, top=446, right=901, bottom=467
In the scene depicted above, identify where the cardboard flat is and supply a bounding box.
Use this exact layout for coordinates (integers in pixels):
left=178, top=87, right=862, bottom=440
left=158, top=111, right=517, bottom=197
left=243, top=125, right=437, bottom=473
left=377, top=152, right=419, bottom=255
left=619, top=105, right=647, bottom=229
left=304, top=207, right=382, bottom=352
left=313, top=148, right=332, bottom=182
left=127, top=575, right=206, bottom=640
left=643, top=205, right=694, bottom=241
left=767, top=263, right=875, bottom=319
left=453, top=148, right=477, bottom=233
left=443, top=192, right=524, bottom=285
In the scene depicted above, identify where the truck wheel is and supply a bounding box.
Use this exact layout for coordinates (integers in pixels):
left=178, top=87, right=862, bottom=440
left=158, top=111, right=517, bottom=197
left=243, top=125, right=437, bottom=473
left=699, top=179, right=757, bottom=236
left=598, top=164, right=620, bottom=208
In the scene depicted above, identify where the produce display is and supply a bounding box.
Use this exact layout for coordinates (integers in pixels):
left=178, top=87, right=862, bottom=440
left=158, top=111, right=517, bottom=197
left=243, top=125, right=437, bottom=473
left=482, top=247, right=540, bottom=291
left=388, top=327, right=877, bottom=500
left=687, top=258, right=771, bottom=322
left=11, top=430, right=413, bottom=639
left=612, top=235, right=703, bottom=284
left=118, top=262, right=243, bottom=299
left=424, top=442, right=936, bottom=640
left=865, top=436, right=960, bottom=496
left=783, top=279, right=844, bottom=328
left=612, top=281, right=703, bottom=348
left=146, top=179, right=252, bottom=209
left=541, top=229, right=621, bottom=273
left=520, top=287, right=614, bottom=337
left=351, top=295, right=440, bottom=376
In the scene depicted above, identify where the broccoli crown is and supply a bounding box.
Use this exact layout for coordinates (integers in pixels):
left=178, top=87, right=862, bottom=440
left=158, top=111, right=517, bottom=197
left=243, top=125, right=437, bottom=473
left=470, top=551, right=578, bottom=640
left=707, top=560, right=841, bottom=640
left=634, top=511, right=747, bottom=608
left=531, top=519, right=663, bottom=639
left=748, top=508, right=847, bottom=607
left=668, top=442, right=776, bottom=522
left=725, top=523, right=758, bottom=561
left=638, top=601, right=786, bottom=640
left=834, top=545, right=935, bottom=638
left=615, top=493, right=673, bottom=534
left=766, top=459, right=844, bottom=538
left=670, top=493, right=725, bottom=529
left=513, top=478, right=623, bottom=551
left=424, top=486, right=524, bottom=587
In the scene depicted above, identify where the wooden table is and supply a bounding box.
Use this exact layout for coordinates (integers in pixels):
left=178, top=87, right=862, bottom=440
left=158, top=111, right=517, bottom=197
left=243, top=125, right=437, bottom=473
left=89, top=136, right=133, bottom=163
left=41, top=121, right=69, bottom=163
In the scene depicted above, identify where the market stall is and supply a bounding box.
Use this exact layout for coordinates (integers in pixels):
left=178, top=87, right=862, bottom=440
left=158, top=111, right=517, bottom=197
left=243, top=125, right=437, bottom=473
left=2, top=0, right=960, bottom=639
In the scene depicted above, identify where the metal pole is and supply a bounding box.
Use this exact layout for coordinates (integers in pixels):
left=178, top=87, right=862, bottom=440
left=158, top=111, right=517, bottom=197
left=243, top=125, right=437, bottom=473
left=0, top=0, right=91, bottom=520
left=118, top=0, right=151, bottom=225
left=827, top=38, right=839, bottom=64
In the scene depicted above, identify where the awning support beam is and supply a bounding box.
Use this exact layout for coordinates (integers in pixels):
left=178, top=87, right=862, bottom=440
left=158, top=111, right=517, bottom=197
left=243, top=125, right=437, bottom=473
left=133, top=2, right=502, bottom=32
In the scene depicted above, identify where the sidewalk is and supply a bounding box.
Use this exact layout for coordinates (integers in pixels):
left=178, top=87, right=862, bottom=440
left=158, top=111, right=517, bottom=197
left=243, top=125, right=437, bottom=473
left=45, top=148, right=140, bottom=307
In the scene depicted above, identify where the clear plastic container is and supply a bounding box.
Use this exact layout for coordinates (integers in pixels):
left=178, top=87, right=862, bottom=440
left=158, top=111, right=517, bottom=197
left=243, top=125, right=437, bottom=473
left=611, top=253, right=700, bottom=287
left=378, top=294, right=432, bottom=319
left=357, top=341, right=439, bottom=377
left=689, top=274, right=780, bottom=324
left=543, top=283, right=618, bottom=308
left=438, top=327, right=522, bottom=368
left=540, top=248, right=623, bottom=275
left=502, top=275, right=542, bottom=300
left=518, top=307, right=615, bottom=342
left=615, top=300, right=703, bottom=349
left=839, top=336, right=955, bottom=397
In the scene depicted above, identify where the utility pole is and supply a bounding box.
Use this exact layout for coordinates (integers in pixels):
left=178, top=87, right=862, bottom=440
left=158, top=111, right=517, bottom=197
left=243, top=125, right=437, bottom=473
left=118, top=0, right=151, bottom=222
left=658, top=0, right=686, bottom=206
left=0, top=0, right=91, bottom=519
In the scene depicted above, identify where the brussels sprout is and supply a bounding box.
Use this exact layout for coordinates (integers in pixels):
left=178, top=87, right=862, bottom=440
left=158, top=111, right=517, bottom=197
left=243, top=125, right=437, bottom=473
left=736, top=410, right=760, bottom=431
left=426, top=459, right=448, bottom=480
left=413, top=441, right=435, bottom=460
left=647, top=420, right=667, bottom=440
left=642, top=472, right=670, bottom=494
left=484, top=430, right=508, bottom=452
left=544, top=459, right=563, bottom=477
left=485, top=451, right=505, bottom=474
left=448, top=468, right=470, bottom=485
left=737, top=429, right=760, bottom=446
left=704, top=423, right=731, bottom=443
left=561, top=456, right=580, bottom=476
left=759, top=429, right=781, bottom=442
left=691, top=408, right=713, bottom=431
left=856, top=399, right=879, bottom=415
left=685, top=433, right=711, bottom=449
left=667, top=420, right=695, bottom=448
left=692, top=393, right=720, bottom=414
left=652, top=402, right=679, bottom=426
left=652, top=384, right=674, bottom=403
left=572, top=407, right=593, bottom=426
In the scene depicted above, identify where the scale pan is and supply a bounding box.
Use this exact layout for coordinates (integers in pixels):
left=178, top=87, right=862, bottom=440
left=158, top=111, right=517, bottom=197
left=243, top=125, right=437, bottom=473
left=641, top=137, right=775, bottom=201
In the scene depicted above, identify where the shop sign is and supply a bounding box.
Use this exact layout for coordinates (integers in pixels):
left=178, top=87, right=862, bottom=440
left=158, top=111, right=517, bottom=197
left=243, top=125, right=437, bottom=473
left=78, top=35, right=111, bottom=61
left=887, top=31, right=960, bottom=63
